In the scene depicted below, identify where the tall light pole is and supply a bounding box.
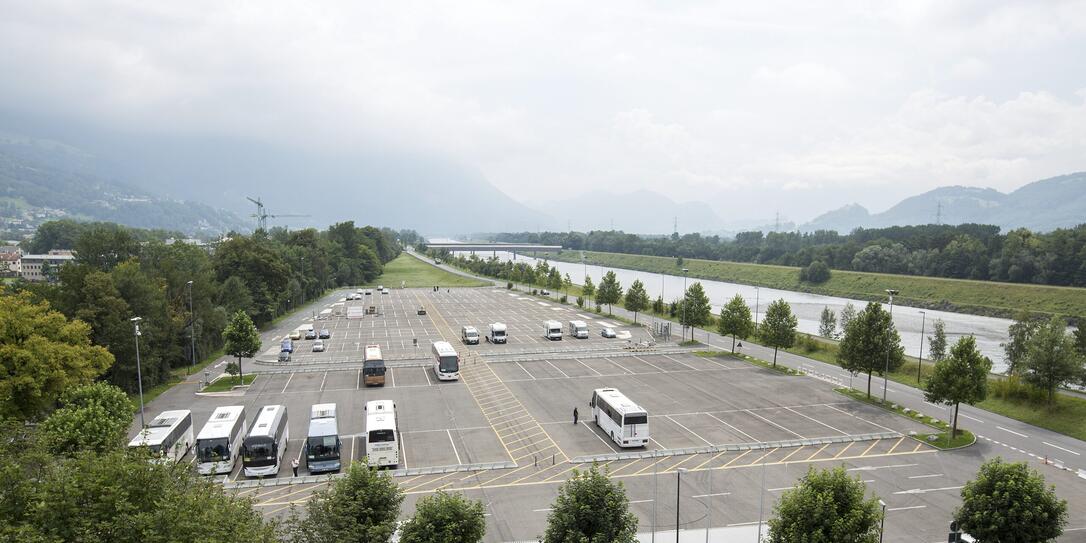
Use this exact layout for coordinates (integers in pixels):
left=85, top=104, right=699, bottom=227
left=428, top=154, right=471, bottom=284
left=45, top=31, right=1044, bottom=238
left=681, top=268, right=689, bottom=341
left=705, top=469, right=712, bottom=543
left=879, top=499, right=887, bottom=543
left=187, top=280, right=196, bottom=374
left=754, top=286, right=761, bottom=328
left=883, top=289, right=899, bottom=403
left=131, top=316, right=146, bottom=428
left=676, top=468, right=686, bottom=543
left=917, top=310, right=926, bottom=384
left=652, top=449, right=658, bottom=543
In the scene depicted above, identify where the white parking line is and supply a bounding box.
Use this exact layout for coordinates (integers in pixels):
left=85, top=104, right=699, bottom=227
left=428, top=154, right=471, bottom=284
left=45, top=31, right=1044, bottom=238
left=319, top=371, right=328, bottom=391
left=666, top=415, right=713, bottom=446
left=447, top=429, right=463, bottom=464
left=745, top=409, right=804, bottom=439
left=997, top=426, right=1029, bottom=438
left=545, top=359, right=570, bottom=379
left=887, top=505, right=926, bottom=512
left=907, top=473, right=944, bottom=479
left=1042, top=441, right=1081, bottom=456
left=785, top=406, right=847, bottom=435
left=692, top=492, right=731, bottom=499
left=893, top=486, right=963, bottom=495
left=423, top=367, right=434, bottom=387
left=281, top=373, right=295, bottom=394
left=516, top=362, right=537, bottom=380
left=661, top=354, right=697, bottom=371
left=705, top=412, right=759, bottom=442
left=574, top=358, right=602, bottom=376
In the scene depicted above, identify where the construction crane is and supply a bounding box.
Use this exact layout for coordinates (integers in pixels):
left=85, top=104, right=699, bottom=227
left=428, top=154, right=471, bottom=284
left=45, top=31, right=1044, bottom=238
left=246, top=196, right=310, bottom=231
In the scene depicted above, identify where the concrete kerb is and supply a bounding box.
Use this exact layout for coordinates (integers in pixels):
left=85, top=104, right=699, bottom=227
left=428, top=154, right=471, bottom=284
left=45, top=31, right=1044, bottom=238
left=569, top=431, right=902, bottom=464
left=223, top=460, right=517, bottom=490
left=485, top=347, right=699, bottom=364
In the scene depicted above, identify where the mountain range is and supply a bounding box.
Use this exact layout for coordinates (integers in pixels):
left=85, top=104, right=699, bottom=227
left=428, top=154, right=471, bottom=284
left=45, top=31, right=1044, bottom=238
left=801, top=172, right=1086, bottom=233
left=529, top=189, right=724, bottom=234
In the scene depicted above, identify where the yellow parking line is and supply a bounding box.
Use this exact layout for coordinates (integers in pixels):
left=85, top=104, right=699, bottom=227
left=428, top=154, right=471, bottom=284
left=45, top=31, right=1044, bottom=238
left=886, top=437, right=906, bottom=455
left=833, top=442, right=854, bottom=459
left=774, top=445, right=807, bottom=463
left=255, top=480, right=328, bottom=507
left=859, top=439, right=881, bottom=457
left=744, top=447, right=779, bottom=467
left=607, top=458, right=647, bottom=476
left=911, top=441, right=924, bottom=453
left=490, top=408, right=529, bottom=422
left=502, top=429, right=547, bottom=447
left=802, top=443, right=830, bottom=462
left=691, top=449, right=732, bottom=471
left=716, top=449, right=754, bottom=470
left=507, top=435, right=550, bottom=453
left=404, top=471, right=461, bottom=493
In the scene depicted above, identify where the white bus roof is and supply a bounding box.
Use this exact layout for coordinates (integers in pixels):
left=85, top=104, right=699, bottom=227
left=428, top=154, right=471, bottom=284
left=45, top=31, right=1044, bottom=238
left=308, top=403, right=339, bottom=438
left=365, top=400, right=397, bottom=432
left=247, top=405, right=286, bottom=440
left=570, top=320, right=587, bottom=327
left=128, top=409, right=190, bottom=447
left=196, top=405, right=245, bottom=441
left=593, top=388, right=647, bottom=416
left=311, top=403, right=337, bottom=419
left=364, top=344, right=383, bottom=361
left=545, top=320, right=562, bottom=328
left=432, top=341, right=457, bottom=357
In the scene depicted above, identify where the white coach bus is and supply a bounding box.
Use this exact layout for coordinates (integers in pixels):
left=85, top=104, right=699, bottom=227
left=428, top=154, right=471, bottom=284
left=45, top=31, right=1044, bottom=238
left=195, top=405, right=248, bottom=475
left=431, top=341, right=460, bottom=381
left=589, top=388, right=650, bottom=448
left=364, top=400, right=400, bottom=468
left=306, top=403, right=342, bottom=474
left=242, top=405, right=289, bottom=477
left=128, top=409, right=194, bottom=463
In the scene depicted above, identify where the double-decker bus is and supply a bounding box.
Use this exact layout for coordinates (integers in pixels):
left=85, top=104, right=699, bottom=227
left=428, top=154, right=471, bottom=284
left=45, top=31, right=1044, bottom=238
left=241, top=405, right=289, bottom=477
left=364, top=400, right=399, bottom=467
left=589, top=388, right=650, bottom=448
left=306, top=403, right=342, bottom=474
left=431, top=340, right=459, bottom=381
left=363, top=344, right=386, bottom=386
left=195, top=405, right=248, bottom=475
left=127, top=409, right=194, bottom=463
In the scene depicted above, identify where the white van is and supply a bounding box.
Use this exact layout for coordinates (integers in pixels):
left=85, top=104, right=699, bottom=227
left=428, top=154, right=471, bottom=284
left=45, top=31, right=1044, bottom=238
left=568, top=320, right=589, bottom=339
left=461, top=325, right=480, bottom=345
left=488, top=323, right=507, bottom=344
left=544, top=320, right=563, bottom=340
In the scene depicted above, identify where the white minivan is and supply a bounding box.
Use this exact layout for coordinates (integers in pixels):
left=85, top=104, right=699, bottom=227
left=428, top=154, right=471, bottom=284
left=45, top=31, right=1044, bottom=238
left=543, top=320, right=562, bottom=340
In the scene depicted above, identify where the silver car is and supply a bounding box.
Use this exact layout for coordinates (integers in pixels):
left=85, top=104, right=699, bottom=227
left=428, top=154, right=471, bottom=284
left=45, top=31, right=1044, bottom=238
left=312, top=339, right=325, bottom=352
left=600, top=327, right=617, bottom=338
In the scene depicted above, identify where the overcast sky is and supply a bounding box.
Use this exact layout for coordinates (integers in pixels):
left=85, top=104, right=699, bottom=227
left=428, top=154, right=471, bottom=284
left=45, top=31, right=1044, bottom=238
left=2, top=1, right=1085, bottom=223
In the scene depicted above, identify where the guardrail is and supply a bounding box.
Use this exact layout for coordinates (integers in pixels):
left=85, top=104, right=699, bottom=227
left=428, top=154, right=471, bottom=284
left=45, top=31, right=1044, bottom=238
left=799, top=363, right=849, bottom=388
left=484, top=347, right=697, bottom=364
left=223, top=460, right=516, bottom=490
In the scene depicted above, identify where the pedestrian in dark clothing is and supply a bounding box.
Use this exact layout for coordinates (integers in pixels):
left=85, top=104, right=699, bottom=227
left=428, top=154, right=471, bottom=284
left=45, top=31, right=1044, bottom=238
left=291, top=458, right=299, bottom=477
left=573, top=407, right=579, bottom=425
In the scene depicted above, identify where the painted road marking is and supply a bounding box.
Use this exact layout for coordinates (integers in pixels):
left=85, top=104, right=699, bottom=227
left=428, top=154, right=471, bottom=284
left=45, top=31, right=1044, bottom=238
left=1042, top=442, right=1081, bottom=456
left=997, top=426, right=1028, bottom=438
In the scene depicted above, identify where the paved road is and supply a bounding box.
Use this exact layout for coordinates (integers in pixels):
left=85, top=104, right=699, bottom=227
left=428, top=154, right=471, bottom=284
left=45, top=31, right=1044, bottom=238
left=412, top=250, right=1086, bottom=475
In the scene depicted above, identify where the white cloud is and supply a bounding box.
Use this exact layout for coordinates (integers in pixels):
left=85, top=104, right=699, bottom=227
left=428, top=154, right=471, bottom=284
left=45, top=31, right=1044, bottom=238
left=751, top=62, right=851, bottom=96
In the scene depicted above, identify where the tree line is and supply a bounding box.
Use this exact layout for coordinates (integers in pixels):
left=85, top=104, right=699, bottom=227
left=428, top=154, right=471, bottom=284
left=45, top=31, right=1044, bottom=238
left=487, top=222, right=1086, bottom=287
left=6, top=219, right=409, bottom=394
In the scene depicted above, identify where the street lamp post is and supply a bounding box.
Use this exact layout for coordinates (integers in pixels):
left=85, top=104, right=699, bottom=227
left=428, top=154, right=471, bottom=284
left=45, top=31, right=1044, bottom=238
left=187, top=280, right=196, bottom=374
left=917, top=310, right=926, bottom=384
left=754, top=286, right=760, bottom=328
left=676, top=468, right=686, bottom=543
left=131, top=316, right=145, bottom=428
left=883, top=289, right=899, bottom=403
left=879, top=499, right=887, bottom=543
left=705, top=469, right=712, bottom=543
left=681, top=268, right=689, bottom=341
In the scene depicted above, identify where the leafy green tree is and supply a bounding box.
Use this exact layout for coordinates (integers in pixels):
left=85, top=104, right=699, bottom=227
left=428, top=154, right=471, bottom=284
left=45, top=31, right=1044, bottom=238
left=39, top=382, right=134, bottom=455
left=837, top=302, right=904, bottom=398
left=0, top=292, right=113, bottom=420
left=652, top=295, right=665, bottom=314
left=679, top=282, right=712, bottom=334
left=839, top=302, right=857, bottom=330
left=223, top=310, right=261, bottom=383
left=758, top=299, right=798, bottom=367
left=596, top=271, right=623, bottom=315
left=213, top=236, right=291, bottom=326
left=800, top=260, right=831, bottom=283
left=928, top=319, right=948, bottom=362
left=924, top=336, right=992, bottom=437
left=1022, top=316, right=1084, bottom=404
left=287, top=462, right=403, bottom=542
left=1073, top=317, right=1086, bottom=356
left=818, top=306, right=837, bottom=338
left=623, top=280, right=649, bottom=323
left=543, top=464, right=637, bottom=543
left=562, top=273, right=573, bottom=296
left=399, top=491, right=486, bottom=543
left=718, top=294, right=754, bottom=352
left=1002, top=311, right=1044, bottom=375
left=955, top=458, right=1067, bottom=542
left=767, top=466, right=883, bottom=543
left=219, top=275, right=254, bottom=316
left=581, top=275, right=595, bottom=303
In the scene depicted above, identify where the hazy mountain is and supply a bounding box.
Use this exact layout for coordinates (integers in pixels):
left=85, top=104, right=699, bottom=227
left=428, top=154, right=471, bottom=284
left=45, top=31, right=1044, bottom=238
left=534, top=189, right=724, bottom=234
left=0, top=137, right=248, bottom=235
left=801, top=173, right=1086, bottom=233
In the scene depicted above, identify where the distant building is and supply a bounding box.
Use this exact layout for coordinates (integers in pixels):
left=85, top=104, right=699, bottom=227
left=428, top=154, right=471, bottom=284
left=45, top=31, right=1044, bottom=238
left=19, top=252, right=75, bottom=282
left=0, top=252, right=20, bottom=276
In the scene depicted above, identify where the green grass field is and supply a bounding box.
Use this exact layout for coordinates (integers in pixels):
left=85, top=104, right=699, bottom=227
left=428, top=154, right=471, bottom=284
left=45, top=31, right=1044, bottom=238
left=543, top=250, right=1086, bottom=319
left=367, top=254, right=489, bottom=288
left=203, top=373, right=257, bottom=392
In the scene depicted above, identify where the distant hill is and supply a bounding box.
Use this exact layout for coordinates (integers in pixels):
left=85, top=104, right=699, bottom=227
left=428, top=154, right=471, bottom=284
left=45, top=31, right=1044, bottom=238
left=802, top=172, right=1086, bottom=232
left=0, top=137, right=248, bottom=235
left=534, top=189, right=724, bottom=234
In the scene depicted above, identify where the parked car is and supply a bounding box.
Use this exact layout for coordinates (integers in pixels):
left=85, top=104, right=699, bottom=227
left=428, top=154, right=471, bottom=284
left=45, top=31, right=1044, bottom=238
left=278, top=351, right=292, bottom=363
left=540, top=289, right=551, bottom=295
left=312, top=340, right=325, bottom=352
left=319, top=328, right=331, bottom=339
left=417, top=307, right=427, bottom=315
left=382, top=288, right=390, bottom=294
left=600, top=327, right=617, bottom=338
left=305, top=329, right=317, bottom=340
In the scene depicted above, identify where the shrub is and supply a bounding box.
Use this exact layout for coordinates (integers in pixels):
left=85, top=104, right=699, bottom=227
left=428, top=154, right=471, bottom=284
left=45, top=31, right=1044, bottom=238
left=800, top=260, right=831, bottom=283
left=506, top=282, right=513, bottom=289
left=576, top=296, right=584, bottom=307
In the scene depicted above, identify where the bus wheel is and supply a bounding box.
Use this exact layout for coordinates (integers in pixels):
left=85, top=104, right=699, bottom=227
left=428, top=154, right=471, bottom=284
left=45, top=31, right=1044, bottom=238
left=594, top=415, right=598, bottom=426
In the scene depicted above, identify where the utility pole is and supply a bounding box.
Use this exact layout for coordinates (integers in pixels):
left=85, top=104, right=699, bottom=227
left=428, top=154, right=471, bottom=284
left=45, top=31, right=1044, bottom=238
left=917, top=310, right=926, bottom=383
left=187, top=280, right=196, bottom=374
left=883, top=289, right=899, bottom=403
left=131, top=317, right=145, bottom=428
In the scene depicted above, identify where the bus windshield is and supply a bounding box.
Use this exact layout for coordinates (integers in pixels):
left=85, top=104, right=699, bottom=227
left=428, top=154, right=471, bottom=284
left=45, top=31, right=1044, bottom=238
left=307, top=436, right=339, bottom=460
left=363, top=361, right=386, bottom=375
left=369, top=429, right=395, bottom=443
left=439, top=355, right=458, bottom=373
left=243, top=438, right=275, bottom=463
left=624, top=413, right=648, bottom=425
left=196, top=438, right=230, bottom=463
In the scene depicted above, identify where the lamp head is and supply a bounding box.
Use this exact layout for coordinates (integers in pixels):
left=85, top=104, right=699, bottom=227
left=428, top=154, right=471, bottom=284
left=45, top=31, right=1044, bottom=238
left=130, top=316, right=142, bottom=323
left=885, top=289, right=899, bottom=296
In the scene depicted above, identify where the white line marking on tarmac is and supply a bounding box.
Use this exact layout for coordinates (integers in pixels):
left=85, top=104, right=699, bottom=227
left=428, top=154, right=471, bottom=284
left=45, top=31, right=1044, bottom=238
left=785, top=406, right=847, bottom=435
left=768, top=486, right=794, bottom=492
left=847, top=463, right=918, bottom=472
left=580, top=421, right=622, bottom=453
left=665, top=415, right=713, bottom=446
left=997, top=426, right=1028, bottom=438
left=907, top=474, right=944, bottom=479
left=959, top=413, right=983, bottom=423
left=516, top=362, right=536, bottom=380
left=894, top=486, right=963, bottom=495
left=545, top=359, right=570, bottom=379
left=574, top=358, right=602, bottom=376
left=705, top=412, right=759, bottom=442
left=319, top=371, right=327, bottom=392
left=447, top=429, right=463, bottom=464
left=887, top=505, right=927, bottom=512
left=423, top=367, right=434, bottom=387
left=745, top=409, right=804, bottom=438
left=1042, top=441, right=1081, bottom=455
left=692, top=492, right=731, bottom=498
left=281, top=373, right=294, bottom=394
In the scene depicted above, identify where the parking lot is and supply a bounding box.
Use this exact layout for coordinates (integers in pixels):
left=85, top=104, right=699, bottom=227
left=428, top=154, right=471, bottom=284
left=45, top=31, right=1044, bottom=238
left=132, top=286, right=1086, bottom=542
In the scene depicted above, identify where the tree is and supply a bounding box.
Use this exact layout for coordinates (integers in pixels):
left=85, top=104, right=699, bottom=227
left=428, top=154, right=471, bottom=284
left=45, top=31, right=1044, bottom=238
left=718, top=294, right=755, bottom=352
left=818, top=306, right=836, bottom=338
left=596, top=271, right=623, bottom=315
left=955, top=458, right=1067, bottom=542
left=543, top=464, right=637, bottom=543
left=652, top=295, right=664, bottom=314
left=39, top=382, right=134, bottom=456
left=679, top=282, right=712, bottom=335
left=800, top=260, right=831, bottom=283
left=924, top=336, right=992, bottom=437
left=581, top=275, right=595, bottom=303
left=399, top=491, right=486, bottom=543
left=623, top=280, right=649, bottom=323
left=767, top=466, right=883, bottom=543
left=287, top=462, right=403, bottom=542
left=837, top=302, right=905, bottom=398
left=1002, top=311, right=1044, bottom=375
left=562, top=273, right=573, bottom=296
left=0, top=292, right=113, bottom=420
left=1022, top=316, right=1084, bottom=404
left=928, top=319, right=948, bottom=362
left=222, top=310, right=260, bottom=384
left=839, top=302, right=857, bottom=330
left=758, top=299, right=798, bottom=367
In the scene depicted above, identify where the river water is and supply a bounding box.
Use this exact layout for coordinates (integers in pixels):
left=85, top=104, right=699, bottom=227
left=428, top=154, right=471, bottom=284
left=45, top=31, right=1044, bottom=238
left=445, top=247, right=1014, bottom=373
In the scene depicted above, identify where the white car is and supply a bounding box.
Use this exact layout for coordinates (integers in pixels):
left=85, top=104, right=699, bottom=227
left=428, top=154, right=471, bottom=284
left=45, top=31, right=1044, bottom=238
left=312, top=340, right=325, bottom=352
left=382, top=288, right=390, bottom=294
left=600, top=327, right=617, bottom=338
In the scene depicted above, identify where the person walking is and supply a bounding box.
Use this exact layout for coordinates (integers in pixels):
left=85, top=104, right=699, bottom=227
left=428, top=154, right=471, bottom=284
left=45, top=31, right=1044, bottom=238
left=573, top=407, right=579, bottom=425
left=291, top=457, right=299, bottom=477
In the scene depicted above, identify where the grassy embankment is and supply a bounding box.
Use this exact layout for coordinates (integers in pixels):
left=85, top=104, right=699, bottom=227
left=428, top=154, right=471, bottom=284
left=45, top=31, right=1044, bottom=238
left=542, top=250, right=1086, bottom=320
left=371, top=253, right=489, bottom=288
left=202, top=373, right=258, bottom=393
